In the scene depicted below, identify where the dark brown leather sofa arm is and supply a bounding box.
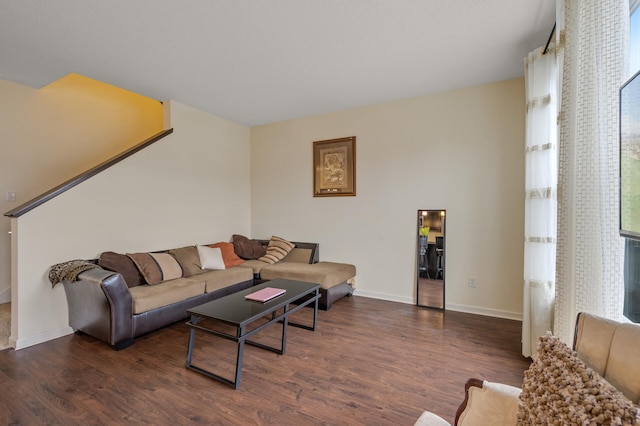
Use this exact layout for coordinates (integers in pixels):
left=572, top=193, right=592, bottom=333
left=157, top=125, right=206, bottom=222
left=62, top=268, right=134, bottom=350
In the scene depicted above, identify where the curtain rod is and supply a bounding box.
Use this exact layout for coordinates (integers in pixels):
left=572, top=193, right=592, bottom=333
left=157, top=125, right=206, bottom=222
left=542, top=22, right=556, bottom=55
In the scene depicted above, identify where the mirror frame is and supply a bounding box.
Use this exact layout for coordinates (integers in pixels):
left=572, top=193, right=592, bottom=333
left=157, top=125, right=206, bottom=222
left=416, top=209, right=445, bottom=310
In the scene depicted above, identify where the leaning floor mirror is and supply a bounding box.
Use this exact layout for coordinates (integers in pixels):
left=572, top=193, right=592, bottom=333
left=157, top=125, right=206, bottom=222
left=416, top=209, right=445, bottom=310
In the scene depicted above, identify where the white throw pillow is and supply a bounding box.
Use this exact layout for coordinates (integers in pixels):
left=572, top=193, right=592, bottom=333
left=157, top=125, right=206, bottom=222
left=197, top=245, right=226, bottom=270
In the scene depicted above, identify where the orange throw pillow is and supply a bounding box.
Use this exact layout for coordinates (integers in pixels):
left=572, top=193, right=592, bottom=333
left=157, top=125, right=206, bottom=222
left=209, top=242, right=245, bottom=268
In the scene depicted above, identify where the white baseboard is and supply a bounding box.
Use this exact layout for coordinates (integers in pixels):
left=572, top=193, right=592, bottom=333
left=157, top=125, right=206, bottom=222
left=0, top=286, right=10, bottom=304
left=13, top=326, right=73, bottom=350
left=445, top=303, right=523, bottom=321
left=352, top=290, right=522, bottom=321
left=353, top=289, right=414, bottom=306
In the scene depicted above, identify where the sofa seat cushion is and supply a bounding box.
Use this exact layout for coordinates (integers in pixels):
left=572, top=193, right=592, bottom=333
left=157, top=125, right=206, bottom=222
left=237, top=259, right=271, bottom=275
left=129, top=278, right=205, bottom=314
left=260, top=261, right=356, bottom=290
left=196, top=267, right=254, bottom=293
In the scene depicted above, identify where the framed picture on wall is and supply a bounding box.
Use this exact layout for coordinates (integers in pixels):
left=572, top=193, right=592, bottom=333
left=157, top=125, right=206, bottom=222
left=313, top=136, right=356, bottom=197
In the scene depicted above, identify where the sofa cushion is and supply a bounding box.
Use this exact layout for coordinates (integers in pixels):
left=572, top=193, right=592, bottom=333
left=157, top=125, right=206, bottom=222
left=168, top=246, right=201, bottom=277
left=232, top=234, right=266, bottom=259
left=197, top=267, right=254, bottom=293
left=236, top=259, right=271, bottom=275
left=258, top=236, right=295, bottom=264
left=517, top=332, right=639, bottom=425
left=209, top=242, right=245, bottom=268
left=281, top=247, right=314, bottom=264
left=127, top=252, right=183, bottom=285
left=197, top=245, right=225, bottom=270
left=574, top=312, right=618, bottom=377
left=604, top=323, right=640, bottom=403
left=98, top=251, right=142, bottom=288
left=128, top=278, right=205, bottom=314
left=260, top=261, right=356, bottom=290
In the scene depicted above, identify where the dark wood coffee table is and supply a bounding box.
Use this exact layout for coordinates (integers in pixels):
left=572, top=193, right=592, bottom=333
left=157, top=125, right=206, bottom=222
left=185, top=278, right=320, bottom=389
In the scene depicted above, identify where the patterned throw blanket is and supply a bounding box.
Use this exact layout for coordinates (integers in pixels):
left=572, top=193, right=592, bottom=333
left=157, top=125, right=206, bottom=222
left=48, top=260, right=102, bottom=288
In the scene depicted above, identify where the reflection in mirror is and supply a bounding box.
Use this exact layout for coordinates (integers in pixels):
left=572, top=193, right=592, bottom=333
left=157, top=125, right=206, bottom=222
left=416, top=210, right=445, bottom=309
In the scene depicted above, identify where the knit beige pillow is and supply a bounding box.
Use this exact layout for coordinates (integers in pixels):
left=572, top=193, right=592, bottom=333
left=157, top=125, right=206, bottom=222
left=517, top=332, right=640, bottom=425
left=258, top=236, right=295, bottom=264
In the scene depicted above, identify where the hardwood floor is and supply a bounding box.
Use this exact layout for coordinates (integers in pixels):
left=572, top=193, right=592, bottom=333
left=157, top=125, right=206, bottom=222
left=0, top=296, right=530, bottom=425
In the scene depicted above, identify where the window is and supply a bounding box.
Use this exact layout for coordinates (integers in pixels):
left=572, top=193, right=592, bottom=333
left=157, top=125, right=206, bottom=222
left=631, top=6, right=640, bottom=74
left=624, top=3, right=640, bottom=323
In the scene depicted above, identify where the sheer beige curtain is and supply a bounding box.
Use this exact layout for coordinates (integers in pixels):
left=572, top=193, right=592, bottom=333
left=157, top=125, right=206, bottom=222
left=554, top=0, right=630, bottom=343
left=522, top=45, right=558, bottom=357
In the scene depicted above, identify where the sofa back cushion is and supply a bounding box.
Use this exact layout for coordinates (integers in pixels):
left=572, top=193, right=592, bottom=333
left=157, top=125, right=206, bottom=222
left=98, top=251, right=142, bottom=288
left=168, top=246, right=201, bottom=277
left=604, top=323, right=640, bottom=403
left=574, top=312, right=618, bottom=377
left=282, top=247, right=314, bottom=264
left=574, top=312, right=640, bottom=403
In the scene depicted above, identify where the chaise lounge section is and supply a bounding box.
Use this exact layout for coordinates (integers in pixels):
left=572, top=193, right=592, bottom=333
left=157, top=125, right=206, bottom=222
left=238, top=239, right=356, bottom=310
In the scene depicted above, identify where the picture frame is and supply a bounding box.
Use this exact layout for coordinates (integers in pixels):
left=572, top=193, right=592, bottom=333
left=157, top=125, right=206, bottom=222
left=313, top=136, right=356, bottom=197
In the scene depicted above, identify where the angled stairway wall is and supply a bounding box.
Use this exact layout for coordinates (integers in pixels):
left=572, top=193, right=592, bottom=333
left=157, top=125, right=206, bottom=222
left=9, top=100, right=251, bottom=349
left=0, top=74, right=164, bottom=305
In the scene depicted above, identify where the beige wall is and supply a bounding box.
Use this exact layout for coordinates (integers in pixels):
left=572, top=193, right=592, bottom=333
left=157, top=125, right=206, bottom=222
left=7, top=77, right=524, bottom=348
left=10, top=101, right=251, bottom=348
left=251, top=78, right=526, bottom=318
left=0, top=75, right=164, bottom=304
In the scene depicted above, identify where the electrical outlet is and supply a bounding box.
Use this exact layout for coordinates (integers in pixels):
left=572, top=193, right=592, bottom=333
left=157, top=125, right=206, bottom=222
left=6, top=191, right=16, bottom=202
left=468, top=276, right=477, bottom=288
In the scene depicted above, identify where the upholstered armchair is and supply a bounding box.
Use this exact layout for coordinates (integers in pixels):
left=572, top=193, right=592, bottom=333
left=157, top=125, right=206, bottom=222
left=414, top=312, right=640, bottom=425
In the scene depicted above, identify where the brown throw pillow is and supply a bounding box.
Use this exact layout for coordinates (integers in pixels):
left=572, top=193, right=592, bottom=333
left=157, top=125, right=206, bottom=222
left=232, top=234, right=267, bottom=259
left=258, top=236, right=295, bottom=264
left=517, top=332, right=640, bottom=425
left=127, top=252, right=183, bottom=285
left=209, top=242, right=245, bottom=268
left=127, top=253, right=162, bottom=285
left=98, top=251, right=142, bottom=288
left=168, top=246, right=201, bottom=277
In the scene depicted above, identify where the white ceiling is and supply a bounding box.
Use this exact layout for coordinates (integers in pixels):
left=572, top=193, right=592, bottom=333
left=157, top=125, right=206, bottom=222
left=0, top=1, right=555, bottom=126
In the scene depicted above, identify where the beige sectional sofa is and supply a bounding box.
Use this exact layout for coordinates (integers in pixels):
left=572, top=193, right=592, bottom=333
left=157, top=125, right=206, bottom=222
left=61, top=238, right=356, bottom=350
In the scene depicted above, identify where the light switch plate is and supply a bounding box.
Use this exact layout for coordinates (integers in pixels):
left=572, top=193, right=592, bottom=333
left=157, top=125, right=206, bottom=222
left=6, top=191, right=16, bottom=202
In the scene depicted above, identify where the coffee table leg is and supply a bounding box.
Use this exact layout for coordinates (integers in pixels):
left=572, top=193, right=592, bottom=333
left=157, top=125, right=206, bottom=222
left=234, top=326, right=245, bottom=389
left=312, top=289, right=319, bottom=330
left=281, top=306, right=289, bottom=354
left=186, top=314, right=200, bottom=367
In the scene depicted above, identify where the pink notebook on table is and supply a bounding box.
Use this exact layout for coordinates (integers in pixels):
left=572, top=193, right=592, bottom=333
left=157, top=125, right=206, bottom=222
left=244, top=287, right=286, bottom=303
